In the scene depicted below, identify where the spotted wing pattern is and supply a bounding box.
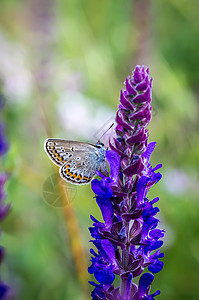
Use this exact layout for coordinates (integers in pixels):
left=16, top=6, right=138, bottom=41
left=44, top=139, right=75, bottom=166
left=44, top=138, right=106, bottom=185
left=60, top=157, right=96, bottom=184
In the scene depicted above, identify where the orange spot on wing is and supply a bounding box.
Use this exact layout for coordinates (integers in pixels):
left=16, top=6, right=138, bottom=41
left=83, top=176, right=90, bottom=182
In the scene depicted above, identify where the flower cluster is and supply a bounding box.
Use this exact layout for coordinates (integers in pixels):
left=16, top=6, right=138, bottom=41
left=0, top=90, right=10, bottom=299
left=89, top=65, right=164, bottom=299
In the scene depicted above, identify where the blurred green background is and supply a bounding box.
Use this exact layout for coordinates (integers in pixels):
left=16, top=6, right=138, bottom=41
left=0, top=0, right=199, bottom=299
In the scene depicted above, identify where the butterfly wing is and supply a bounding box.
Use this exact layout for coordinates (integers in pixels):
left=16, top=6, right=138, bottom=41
left=44, top=138, right=103, bottom=184
left=44, top=138, right=96, bottom=166
left=59, top=156, right=98, bottom=184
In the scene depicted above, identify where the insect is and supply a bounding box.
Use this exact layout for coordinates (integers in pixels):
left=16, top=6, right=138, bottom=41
left=44, top=139, right=109, bottom=184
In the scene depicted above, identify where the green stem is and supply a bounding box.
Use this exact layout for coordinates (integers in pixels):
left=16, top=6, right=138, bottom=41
left=121, top=275, right=127, bottom=298
left=121, top=219, right=130, bottom=298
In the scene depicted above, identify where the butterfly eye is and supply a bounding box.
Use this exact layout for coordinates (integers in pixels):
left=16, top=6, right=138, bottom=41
left=95, top=142, right=104, bottom=148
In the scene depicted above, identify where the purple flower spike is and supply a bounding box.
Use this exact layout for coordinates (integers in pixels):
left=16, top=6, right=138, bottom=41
left=89, top=65, right=164, bottom=299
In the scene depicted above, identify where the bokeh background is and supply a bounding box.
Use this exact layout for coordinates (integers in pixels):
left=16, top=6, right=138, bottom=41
left=0, top=0, right=199, bottom=299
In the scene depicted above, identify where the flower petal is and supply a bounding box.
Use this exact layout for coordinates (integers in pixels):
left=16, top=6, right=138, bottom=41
left=96, top=196, right=113, bottom=225
left=106, top=150, right=120, bottom=183
left=138, top=272, right=154, bottom=297
left=91, top=179, right=113, bottom=199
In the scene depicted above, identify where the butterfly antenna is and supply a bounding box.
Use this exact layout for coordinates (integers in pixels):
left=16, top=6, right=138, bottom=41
left=98, top=123, right=114, bottom=143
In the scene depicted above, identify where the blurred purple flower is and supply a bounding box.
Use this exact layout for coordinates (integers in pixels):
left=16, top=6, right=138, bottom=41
left=0, top=282, right=10, bottom=300
left=89, top=65, right=164, bottom=299
left=0, top=174, right=10, bottom=221
left=0, top=125, right=8, bottom=158
left=0, top=90, right=10, bottom=299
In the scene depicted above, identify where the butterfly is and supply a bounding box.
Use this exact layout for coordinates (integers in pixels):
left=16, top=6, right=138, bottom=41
left=44, top=139, right=109, bottom=184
